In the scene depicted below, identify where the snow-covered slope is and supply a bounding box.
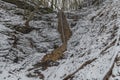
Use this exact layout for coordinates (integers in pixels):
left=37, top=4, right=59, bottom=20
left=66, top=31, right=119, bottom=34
left=0, top=0, right=120, bottom=80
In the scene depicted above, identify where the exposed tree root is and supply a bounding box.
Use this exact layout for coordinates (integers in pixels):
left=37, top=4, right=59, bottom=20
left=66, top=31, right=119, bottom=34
left=63, top=58, right=97, bottom=80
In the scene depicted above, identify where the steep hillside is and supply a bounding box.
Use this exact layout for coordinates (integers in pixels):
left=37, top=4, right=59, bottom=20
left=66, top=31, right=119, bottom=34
left=0, top=0, right=120, bottom=80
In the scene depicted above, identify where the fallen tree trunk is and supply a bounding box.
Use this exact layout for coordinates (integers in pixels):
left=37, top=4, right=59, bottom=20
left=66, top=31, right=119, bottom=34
left=58, top=9, right=72, bottom=43
left=28, top=10, right=72, bottom=71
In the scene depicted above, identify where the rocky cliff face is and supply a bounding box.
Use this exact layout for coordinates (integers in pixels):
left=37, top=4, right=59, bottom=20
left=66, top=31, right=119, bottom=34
left=0, top=0, right=120, bottom=80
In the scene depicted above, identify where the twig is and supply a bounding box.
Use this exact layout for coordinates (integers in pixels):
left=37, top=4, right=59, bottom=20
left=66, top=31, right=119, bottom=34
left=63, top=58, right=97, bottom=80
left=103, top=54, right=118, bottom=80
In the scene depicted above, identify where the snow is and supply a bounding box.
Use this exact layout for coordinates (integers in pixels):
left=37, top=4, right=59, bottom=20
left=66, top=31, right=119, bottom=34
left=0, top=0, right=120, bottom=80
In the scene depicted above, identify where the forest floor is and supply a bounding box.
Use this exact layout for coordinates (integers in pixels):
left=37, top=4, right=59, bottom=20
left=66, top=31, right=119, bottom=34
left=0, top=0, right=120, bottom=80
